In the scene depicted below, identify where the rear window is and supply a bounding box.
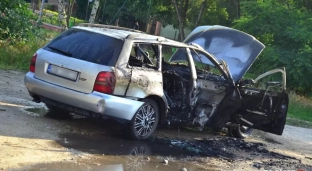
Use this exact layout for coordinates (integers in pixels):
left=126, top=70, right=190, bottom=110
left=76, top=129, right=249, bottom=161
left=44, top=28, right=123, bottom=66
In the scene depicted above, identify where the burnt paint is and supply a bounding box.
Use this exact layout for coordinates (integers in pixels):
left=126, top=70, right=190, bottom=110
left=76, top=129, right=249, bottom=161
left=208, top=87, right=242, bottom=130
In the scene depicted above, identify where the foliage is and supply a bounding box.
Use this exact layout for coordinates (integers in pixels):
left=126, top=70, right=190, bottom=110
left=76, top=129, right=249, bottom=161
left=0, top=0, right=36, bottom=42
left=288, top=93, right=312, bottom=123
left=188, top=0, right=229, bottom=28
left=39, top=9, right=84, bottom=27
left=74, top=0, right=231, bottom=32
left=0, top=29, right=59, bottom=71
left=234, top=0, right=312, bottom=94
left=164, top=0, right=230, bottom=40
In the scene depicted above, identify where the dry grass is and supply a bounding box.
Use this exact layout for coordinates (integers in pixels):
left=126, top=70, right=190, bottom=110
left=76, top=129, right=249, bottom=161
left=287, top=92, right=312, bottom=122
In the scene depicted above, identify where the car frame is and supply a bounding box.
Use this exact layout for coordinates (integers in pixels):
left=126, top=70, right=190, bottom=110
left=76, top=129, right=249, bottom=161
left=24, top=23, right=289, bottom=140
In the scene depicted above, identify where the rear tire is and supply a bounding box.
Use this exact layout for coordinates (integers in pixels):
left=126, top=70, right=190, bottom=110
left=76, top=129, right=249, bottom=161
left=228, top=123, right=253, bottom=139
left=128, top=99, right=159, bottom=140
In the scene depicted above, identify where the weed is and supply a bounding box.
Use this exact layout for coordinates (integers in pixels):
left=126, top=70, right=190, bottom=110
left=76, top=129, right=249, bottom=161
left=287, top=92, right=312, bottom=122
left=0, top=29, right=59, bottom=71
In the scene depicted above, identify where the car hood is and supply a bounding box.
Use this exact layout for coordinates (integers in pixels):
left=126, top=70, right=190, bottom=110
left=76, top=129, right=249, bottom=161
left=183, top=25, right=265, bottom=82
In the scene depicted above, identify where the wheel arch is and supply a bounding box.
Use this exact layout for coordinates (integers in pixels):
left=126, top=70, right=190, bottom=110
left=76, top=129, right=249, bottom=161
left=142, top=95, right=168, bottom=125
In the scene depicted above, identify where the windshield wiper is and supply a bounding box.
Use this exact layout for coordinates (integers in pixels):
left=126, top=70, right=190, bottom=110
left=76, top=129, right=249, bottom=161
left=47, top=46, right=72, bottom=57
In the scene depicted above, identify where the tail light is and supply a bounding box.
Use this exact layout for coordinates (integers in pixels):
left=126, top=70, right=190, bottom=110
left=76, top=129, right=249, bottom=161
left=29, top=53, right=37, bottom=73
left=93, top=72, right=116, bottom=94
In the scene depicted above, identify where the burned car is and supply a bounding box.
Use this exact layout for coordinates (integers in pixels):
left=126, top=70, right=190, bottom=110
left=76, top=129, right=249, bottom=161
left=24, top=24, right=288, bottom=140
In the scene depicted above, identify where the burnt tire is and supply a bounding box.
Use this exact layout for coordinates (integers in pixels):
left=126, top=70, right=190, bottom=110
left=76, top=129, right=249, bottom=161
left=128, top=99, right=159, bottom=140
left=228, top=123, right=253, bottom=139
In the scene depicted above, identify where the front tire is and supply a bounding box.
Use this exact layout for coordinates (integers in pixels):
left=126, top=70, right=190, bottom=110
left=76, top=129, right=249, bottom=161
left=128, top=99, right=159, bottom=140
left=228, top=123, right=253, bottom=138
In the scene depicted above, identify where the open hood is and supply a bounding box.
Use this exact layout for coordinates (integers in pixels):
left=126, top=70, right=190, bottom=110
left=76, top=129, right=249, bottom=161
left=183, top=25, right=265, bottom=82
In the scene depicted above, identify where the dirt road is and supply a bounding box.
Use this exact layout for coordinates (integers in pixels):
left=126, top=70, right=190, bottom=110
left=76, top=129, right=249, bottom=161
left=0, top=70, right=311, bottom=171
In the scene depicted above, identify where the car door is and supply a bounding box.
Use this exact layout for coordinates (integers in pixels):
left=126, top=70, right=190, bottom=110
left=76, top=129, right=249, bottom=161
left=124, top=42, right=163, bottom=98
left=238, top=68, right=289, bottom=135
left=175, top=46, right=241, bottom=130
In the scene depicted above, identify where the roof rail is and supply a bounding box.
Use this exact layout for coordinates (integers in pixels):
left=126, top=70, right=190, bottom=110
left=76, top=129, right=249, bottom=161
left=78, top=23, right=144, bottom=33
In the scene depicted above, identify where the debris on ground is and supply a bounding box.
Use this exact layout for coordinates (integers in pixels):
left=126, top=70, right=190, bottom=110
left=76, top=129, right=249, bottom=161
left=154, top=136, right=312, bottom=170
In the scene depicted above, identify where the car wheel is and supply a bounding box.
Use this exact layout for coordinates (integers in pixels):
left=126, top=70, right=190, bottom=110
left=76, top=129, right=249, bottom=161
left=228, top=123, right=253, bottom=139
left=128, top=99, right=159, bottom=140
left=45, top=103, right=71, bottom=119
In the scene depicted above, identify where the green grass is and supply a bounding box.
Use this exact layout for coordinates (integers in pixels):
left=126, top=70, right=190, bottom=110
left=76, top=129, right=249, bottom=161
left=40, top=9, right=85, bottom=27
left=286, top=118, right=312, bottom=129
left=287, top=93, right=312, bottom=122
left=0, top=29, right=59, bottom=71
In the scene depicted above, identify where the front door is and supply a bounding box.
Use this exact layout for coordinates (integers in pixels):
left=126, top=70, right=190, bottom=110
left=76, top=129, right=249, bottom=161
left=238, top=68, right=288, bottom=135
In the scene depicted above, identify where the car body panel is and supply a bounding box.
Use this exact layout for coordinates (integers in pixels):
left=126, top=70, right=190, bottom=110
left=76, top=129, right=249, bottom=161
left=114, top=40, right=164, bottom=98
left=125, top=68, right=163, bottom=98
left=34, top=49, right=113, bottom=94
left=183, top=25, right=265, bottom=82
left=25, top=72, right=144, bottom=121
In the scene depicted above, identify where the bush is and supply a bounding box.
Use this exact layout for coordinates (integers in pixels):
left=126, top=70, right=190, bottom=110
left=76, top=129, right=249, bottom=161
left=37, top=9, right=85, bottom=27
left=234, top=0, right=312, bottom=95
left=0, top=0, right=36, bottom=42
left=0, top=29, right=59, bottom=71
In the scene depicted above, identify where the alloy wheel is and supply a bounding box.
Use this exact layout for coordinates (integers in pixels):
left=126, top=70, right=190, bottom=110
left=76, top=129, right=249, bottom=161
left=134, top=104, right=156, bottom=137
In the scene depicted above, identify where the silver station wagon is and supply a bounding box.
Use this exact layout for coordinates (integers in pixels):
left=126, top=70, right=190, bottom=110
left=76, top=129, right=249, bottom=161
left=24, top=24, right=289, bottom=140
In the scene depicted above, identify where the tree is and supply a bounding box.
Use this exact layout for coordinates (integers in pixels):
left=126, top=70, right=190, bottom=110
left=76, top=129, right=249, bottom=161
left=0, top=0, right=35, bottom=42
left=234, top=0, right=312, bottom=94
left=172, top=0, right=189, bottom=41
left=89, top=0, right=100, bottom=23
left=195, top=0, right=207, bottom=27
left=65, top=0, right=76, bottom=27
left=172, top=0, right=229, bottom=41
left=58, top=0, right=67, bottom=29
left=31, top=0, right=40, bottom=13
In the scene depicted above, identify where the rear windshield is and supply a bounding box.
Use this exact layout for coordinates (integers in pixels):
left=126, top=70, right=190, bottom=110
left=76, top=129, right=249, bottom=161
left=44, top=28, right=123, bottom=66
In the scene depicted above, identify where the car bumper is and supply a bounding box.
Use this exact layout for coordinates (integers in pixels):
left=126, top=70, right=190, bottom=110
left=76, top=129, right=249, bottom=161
left=24, top=72, right=144, bottom=121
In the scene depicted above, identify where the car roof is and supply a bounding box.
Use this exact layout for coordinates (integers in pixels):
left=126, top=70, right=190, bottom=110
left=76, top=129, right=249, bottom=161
left=73, top=23, right=186, bottom=46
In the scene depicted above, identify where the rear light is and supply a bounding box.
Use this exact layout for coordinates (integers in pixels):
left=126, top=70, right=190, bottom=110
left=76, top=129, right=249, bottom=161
left=93, top=72, right=116, bottom=94
left=29, top=53, right=37, bottom=73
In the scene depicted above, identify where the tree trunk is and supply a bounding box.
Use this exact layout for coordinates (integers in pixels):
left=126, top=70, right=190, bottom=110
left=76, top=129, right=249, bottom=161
left=37, top=0, right=45, bottom=23
left=236, top=0, right=240, bottom=19
left=181, top=0, right=189, bottom=40
left=66, top=0, right=75, bottom=28
left=195, top=0, right=207, bottom=27
left=172, top=0, right=186, bottom=41
left=31, top=0, right=39, bottom=13
left=89, top=0, right=100, bottom=24
left=58, top=0, right=67, bottom=29
left=115, top=18, right=119, bottom=26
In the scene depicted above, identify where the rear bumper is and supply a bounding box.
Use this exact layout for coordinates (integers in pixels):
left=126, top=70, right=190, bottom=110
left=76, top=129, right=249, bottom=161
left=24, top=72, right=143, bottom=121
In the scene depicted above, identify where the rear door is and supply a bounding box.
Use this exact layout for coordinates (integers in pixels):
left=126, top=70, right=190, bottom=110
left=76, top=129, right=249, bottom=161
left=122, top=42, right=163, bottom=98
left=238, top=68, right=289, bottom=135
left=34, top=28, right=123, bottom=94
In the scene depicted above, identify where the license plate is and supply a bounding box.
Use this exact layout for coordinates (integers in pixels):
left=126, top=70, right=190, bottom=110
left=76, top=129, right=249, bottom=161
left=47, top=64, right=78, bottom=81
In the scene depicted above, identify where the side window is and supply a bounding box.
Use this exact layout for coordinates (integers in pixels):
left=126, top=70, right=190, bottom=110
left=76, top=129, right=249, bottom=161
left=190, top=49, right=222, bottom=76
left=253, top=72, right=284, bottom=92
left=162, top=45, right=189, bottom=66
left=128, top=43, right=159, bottom=70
